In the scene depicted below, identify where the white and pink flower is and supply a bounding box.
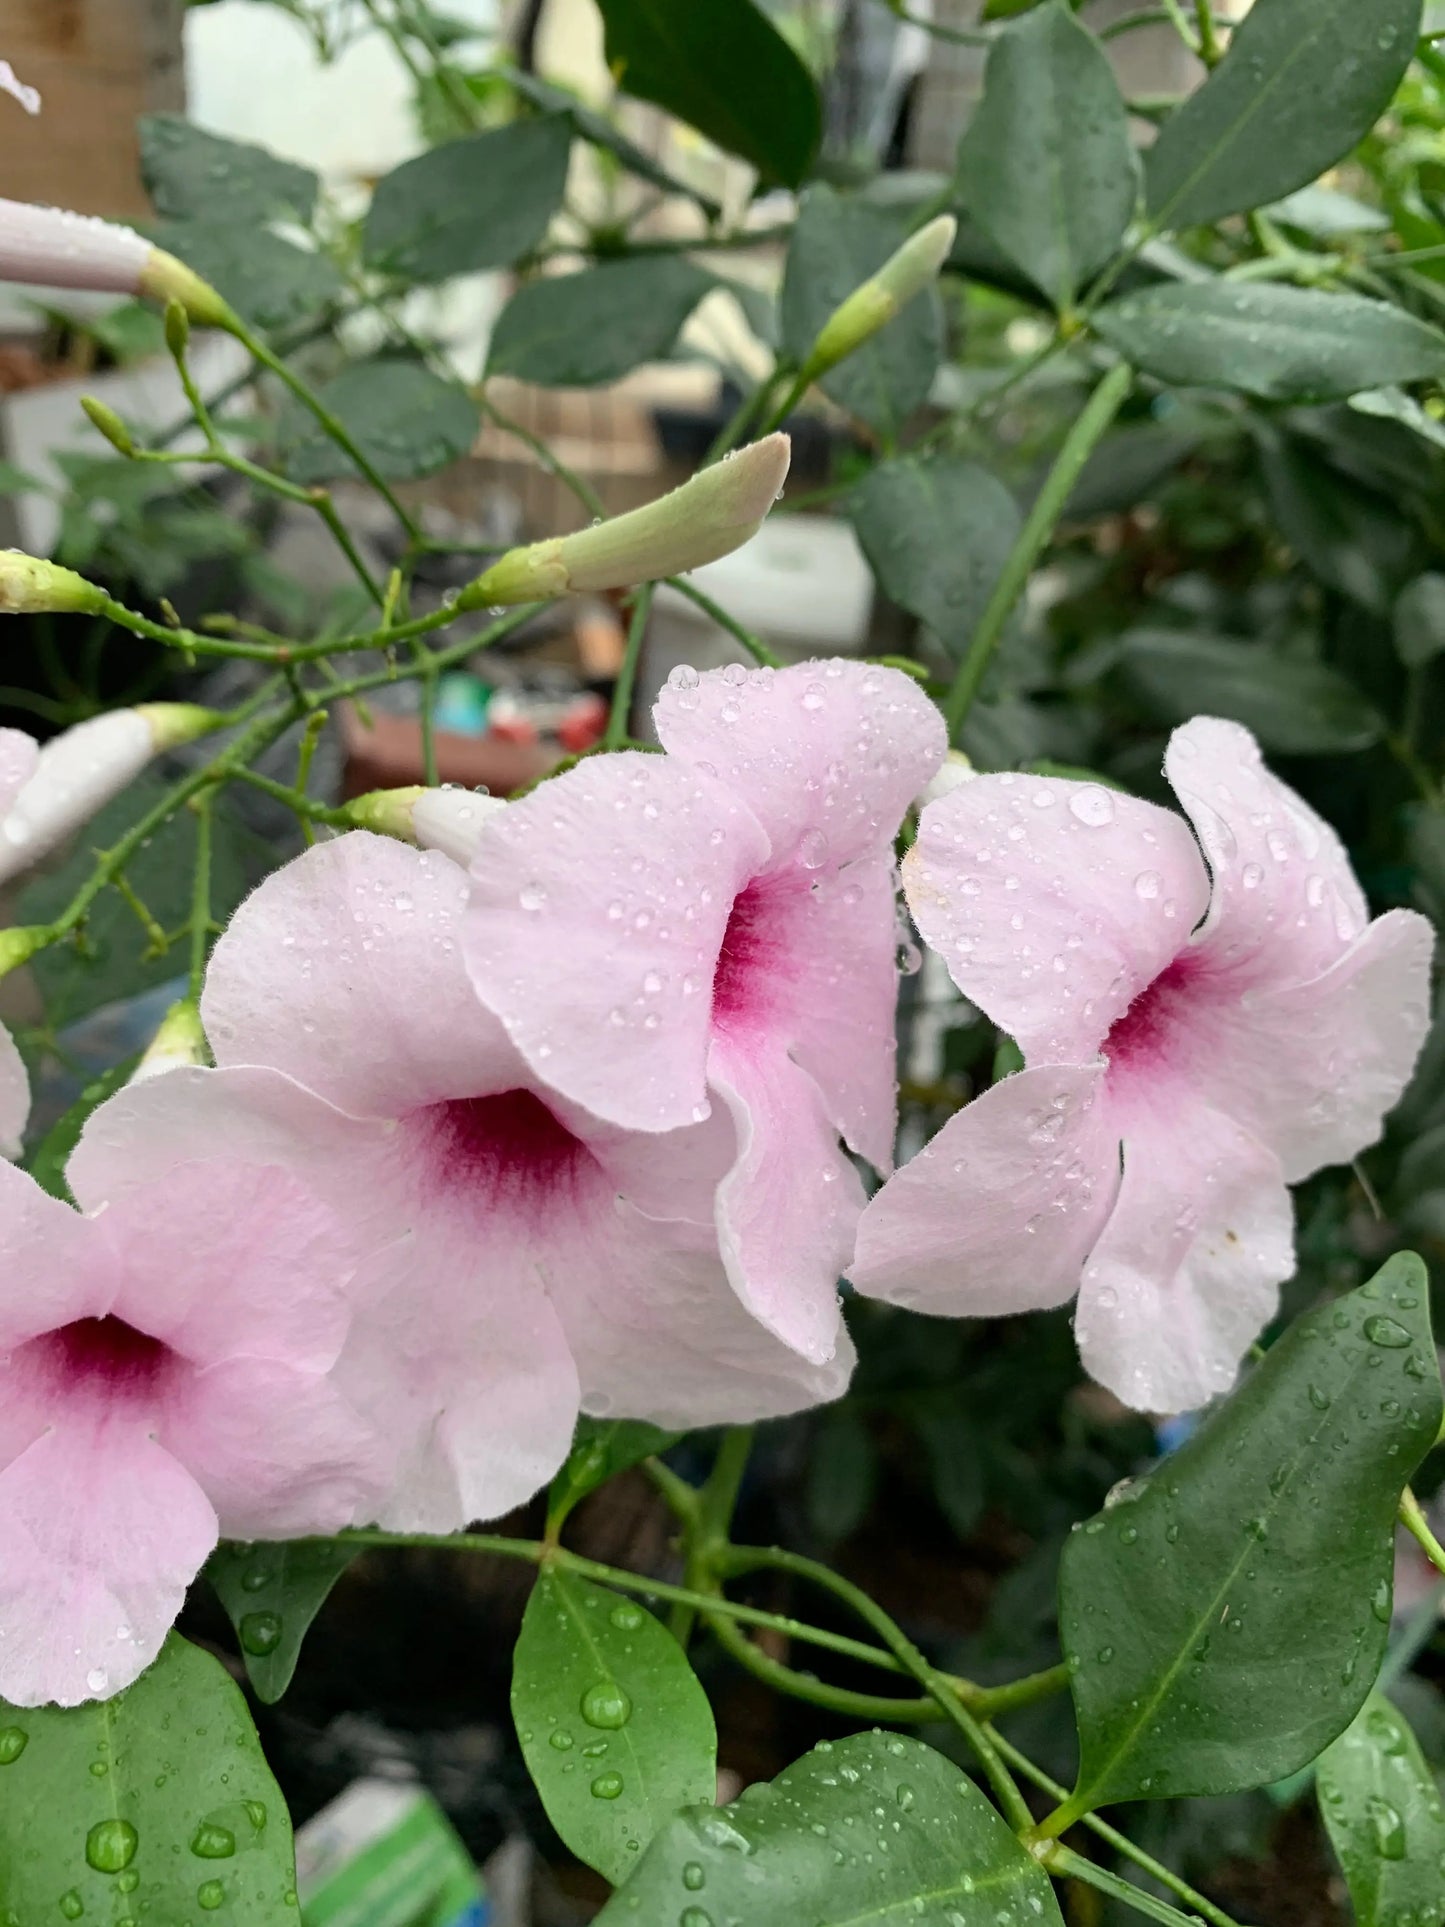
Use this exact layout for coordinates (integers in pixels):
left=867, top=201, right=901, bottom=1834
left=0, top=1148, right=387, bottom=1706
left=850, top=717, right=1434, bottom=1413
left=0, top=725, right=38, bottom=1157
left=464, top=658, right=947, bottom=1368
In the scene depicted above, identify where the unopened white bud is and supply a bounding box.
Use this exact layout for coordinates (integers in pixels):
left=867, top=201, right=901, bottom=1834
left=915, top=750, right=976, bottom=814
left=344, top=784, right=507, bottom=868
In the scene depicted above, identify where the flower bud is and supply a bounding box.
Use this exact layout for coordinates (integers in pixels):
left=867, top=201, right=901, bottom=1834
left=459, top=434, right=792, bottom=607
left=131, top=998, right=208, bottom=1084
left=915, top=749, right=975, bottom=813
left=0, top=925, right=49, bottom=978
left=801, top=215, right=956, bottom=383
left=0, top=705, right=226, bottom=886
left=343, top=784, right=506, bottom=868
left=80, top=395, right=135, bottom=458
left=0, top=198, right=235, bottom=326
left=0, top=552, right=107, bottom=616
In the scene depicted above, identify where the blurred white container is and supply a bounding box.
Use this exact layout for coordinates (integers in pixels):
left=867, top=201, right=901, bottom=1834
left=639, top=513, right=874, bottom=731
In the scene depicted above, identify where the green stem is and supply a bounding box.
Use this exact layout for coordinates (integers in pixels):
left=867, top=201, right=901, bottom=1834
left=1044, top=1843, right=1210, bottom=1927
left=706, top=1609, right=937, bottom=1724
left=232, top=766, right=356, bottom=831
left=1192, top=0, right=1223, bottom=64
left=752, top=368, right=813, bottom=442
left=942, top=361, right=1133, bottom=743
left=987, top=1728, right=1241, bottom=1927
left=673, top=1426, right=754, bottom=1645
left=1401, top=1485, right=1445, bottom=1575
left=482, top=397, right=607, bottom=521
left=1097, top=8, right=1177, bottom=38
left=704, top=375, right=778, bottom=465
left=605, top=585, right=655, bottom=752
left=187, top=791, right=214, bottom=999
left=667, top=579, right=782, bottom=669
left=876, top=0, right=993, bottom=45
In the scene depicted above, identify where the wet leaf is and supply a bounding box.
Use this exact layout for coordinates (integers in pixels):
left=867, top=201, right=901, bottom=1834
left=512, top=1569, right=715, bottom=1885
left=1118, top=629, right=1383, bottom=754
left=279, top=359, right=480, bottom=484
left=1318, top=1691, right=1445, bottom=1927
left=207, top=1539, right=358, bottom=1704
left=1060, top=1256, right=1442, bottom=1810
left=546, top=1418, right=683, bottom=1534
left=488, top=257, right=715, bottom=387
left=363, top=118, right=571, bottom=282
left=140, top=114, right=318, bottom=224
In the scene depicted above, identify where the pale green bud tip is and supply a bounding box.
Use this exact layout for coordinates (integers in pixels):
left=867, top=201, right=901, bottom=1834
left=342, top=786, right=430, bottom=843
left=138, top=247, right=238, bottom=331
left=0, top=925, right=49, bottom=978
left=134, top=704, right=226, bottom=751
left=461, top=434, right=792, bottom=606
left=80, top=395, right=134, bottom=457
left=916, top=749, right=976, bottom=813
left=132, top=998, right=208, bottom=1083
left=0, top=552, right=106, bottom=616
left=803, top=213, right=956, bottom=382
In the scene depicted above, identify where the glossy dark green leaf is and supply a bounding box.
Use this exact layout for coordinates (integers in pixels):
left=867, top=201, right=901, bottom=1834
left=140, top=113, right=318, bottom=223
left=511, top=1569, right=715, bottom=1885
left=1060, top=1256, right=1442, bottom=1811
left=488, top=257, right=714, bottom=386
left=1259, top=437, right=1420, bottom=615
left=1266, top=185, right=1392, bottom=238
left=23, top=1056, right=140, bottom=1203
left=805, top=1407, right=877, bottom=1542
left=546, top=1418, right=683, bottom=1534
left=1143, top=0, right=1420, bottom=231
left=1395, top=574, right=1445, bottom=667
left=1350, top=385, right=1445, bottom=455
left=504, top=67, right=722, bottom=217
left=596, top=0, right=821, bottom=189
left=1318, top=1691, right=1445, bottom=1926
left=0, top=1635, right=295, bottom=1924
left=363, top=118, right=571, bottom=282
left=207, top=1539, right=359, bottom=1704
left=956, top=2, right=1136, bottom=310
left=852, top=455, right=1020, bottom=658
left=279, top=359, right=480, bottom=484
left=1118, top=629, right=1382, bottom=754
left=1093, top=285, right=1445, bottom=404
left=18, top=781, right=270, bottom=1028
left=595, top=1731, right=1065, bottom=1924
left=782, top=187, right=943, bottom=436
left=152, top=221, right=343, bottom=332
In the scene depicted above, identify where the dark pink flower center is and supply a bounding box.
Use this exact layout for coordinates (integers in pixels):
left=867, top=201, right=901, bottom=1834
left=712, top=876, right=788, bottom=1032
left=421, top=1089, right=591, bottom=1207
left=1100, top=951, right=1199, bottom=1075
left=29, top=1317, right=174, bottom=1401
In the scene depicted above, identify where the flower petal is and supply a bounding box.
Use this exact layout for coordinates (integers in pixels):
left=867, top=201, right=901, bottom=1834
left=709, top=1036, right=862, bottom=1365
left=202, top=834, right=508, bottom=1118
left=0, top=1417, right=217, bottom=1707
left=0, top=711, right=154, bottom=884
left=0, top=1156, right=100, bottom=1346
left=0, top=1019, right=29, bottom=1160
left=654, top=660, right=946, bottom=869
left=1165, top=715, right=1369, bottom=983
left=1136, top=908, right=1435, bottom=1183
left=1075, top=1099, right=1293, bottom=1414
left=849, top=1063, right=1117, bottom=1315
left=906, top=771, right=1209, bottom=1063
left=465, top=750, right=768, bottom=1132
left=0, top=726, right=37, bottom=817
left=163, top=1356, right=390, bottom=1538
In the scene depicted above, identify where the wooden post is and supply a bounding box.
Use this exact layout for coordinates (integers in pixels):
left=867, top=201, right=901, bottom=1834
left=1, top=0, right=186, bottom=219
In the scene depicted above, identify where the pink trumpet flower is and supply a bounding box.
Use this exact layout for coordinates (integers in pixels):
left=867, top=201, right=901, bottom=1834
left=71, top=834, right=847, bottom=1534
left=850, top=717, right=1434, bottom=1414
left=0, top=198, right=229, bottom=320
left=0, top=1147, right=387, bottom=1706
left=0, top=726, right=39, bottom=1156
left=464, top=660, right=947, bottom=1368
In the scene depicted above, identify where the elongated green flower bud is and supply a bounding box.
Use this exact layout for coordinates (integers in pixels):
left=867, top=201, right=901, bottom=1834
left=801, top=214, right=956, bottom=383
left=0, top=197, right=235, bottom=326
left=459, top=434, right=792, bottom=608
left=80, top=396, right=135, bottom=458
left=0, top=552, right=107, bottom=616
left=343, top=784, right=507, bottom=867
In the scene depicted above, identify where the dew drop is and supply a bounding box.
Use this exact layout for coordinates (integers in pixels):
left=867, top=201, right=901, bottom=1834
left=609, top=1603, right=644, bottom=1633
left=549, top=1729, right=574, bottom=1752
left=590, top=1771, right=625, bottom=1800
left=0, top=1727, right=28, bottom=1764
left=59, top=1893, right=83, bottom=1920
left=85, top=1819, right=138, bottom=1874
left=1068, top=787, right=1114, bottom=828
left=580, top=1681, right=633, bottom=1729
left=197, top=1880, right=226, bottom=1910
left=1363, top=1315, right=1412, bottom=1349
left=682, top=1863, right=706, bottom=1891
left=1133, top=870, right=1161, bottom=901
left=190, top=1823, right=236, bottom=1860
left=239, top=1611, right=282, bottom=1656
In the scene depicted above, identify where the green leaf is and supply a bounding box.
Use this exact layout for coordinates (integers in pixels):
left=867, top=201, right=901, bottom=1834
left=23, top=1056, right=141, bottom=1203
left=1318, top=1691, right=1445, bottom=1926
left=1143, top=0, right=1420, bottom=231
left=1259, top=436, right=1420, bottom=614
left=1118, top=629, right=1383, bottom=753
left=0, top=460, right=43, bottom=495
left=278, top=359, right=481, bottom=484
left=511, top=1569, right=715, bottom=1885
left=851, top=454, right=1020, bottom=658
left=546, top=1418, right=683, bottom=1534
left=487, top=257, right=715, bottom=386
left=1092, top=284, right=1445, bottom=404
left=152, top=221, right=343, bottom=332
left=915, top=1405, right=986, bottom=1541
left=207, top=1539, right=359, bottom=1704
left=363, top=118, right=571, bottom=282
left=805, top=1407, right=877, bottom=1542
left=504, top=67, right=722, bottom=219
left=1351, top=384, right=1445, bottom=455
left=782, top=186, right=943, bottom=437
left=0, top=1634, right=296, bottom=1924
left=1396, top=574, right=1445, bottom=668
left=140, top=113, right=319, bottom=223
left=1060, top=1255, right=1442, bottom=1812
left=956, top=1, right=1137, bottom=311
left=596, top=1731, right=1065, bottom=1924
left=1266, top=185, right=1391, bottom=238
left=596, top=0, right=821, bottom=190
left=18, top=782, right=271, bottom=1029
